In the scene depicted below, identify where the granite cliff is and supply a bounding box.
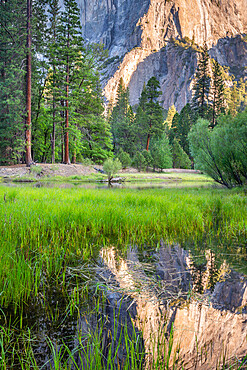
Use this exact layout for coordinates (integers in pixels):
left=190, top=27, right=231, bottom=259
left=76, top=0, right=247, bottom=110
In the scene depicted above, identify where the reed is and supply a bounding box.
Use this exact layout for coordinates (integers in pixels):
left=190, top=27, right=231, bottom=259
left=0, top=185, right=246, bottom=368
left=0, top=186, right=246, bottom=309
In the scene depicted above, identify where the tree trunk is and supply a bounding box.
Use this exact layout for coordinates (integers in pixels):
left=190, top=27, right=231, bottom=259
left=72, top=151, right=76, bottom=164
left=146, top=134, right=150, bottom=152
left=64, top=28, right=70, bottom=164
left=146, top=120, right=152, bottom=151
left=52, top=93, right=56, bottom=163
left=72, top=137, right=76, bottom=164
left=212, top=92, right=216, bottom=128
left=25, top=0, right=32, bottom=166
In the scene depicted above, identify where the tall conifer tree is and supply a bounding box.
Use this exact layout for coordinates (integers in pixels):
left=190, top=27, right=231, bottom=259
left=46, top=0, right=61, bottom=163
left=192, top=43, right=211, bottom=118
left=211, top=59, right=225, bottom=127
left=109, top=78, right=136, bottom=154
left=0, top=0, right=26, bottom=164
left=56, top=0, right=84, bottom=164
left=142, top=77, right=164, bottom=151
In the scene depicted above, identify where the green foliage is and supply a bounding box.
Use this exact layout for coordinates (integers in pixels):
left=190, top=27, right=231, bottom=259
left=142, top=150, right=153, bottom=171
left=169, top=103, right=196, bottom=156
left=140, top=77, right=165, bottom=151
left=133, top=105, right=149, bottom=150
left=132, top=152, right=146, bottom=172
left=0, top=0, right=112, bottom=165
left=0, top=0, right=26, bottom=164
left=117, top=149, right=131, bottom=168
left=30, top=165, right=43, bottom=176
left=211, top=59, right=226, bottom=127
left=225, top=79, right=247, bottom=116
left=151, top=135, right=172, bottom=171
left=165, top=105, right=177, bottom=129
left=188, top=111, right=247, bottom=187
left=172, top=139, right=191, bottom=169
left=79, top=157, right=93, bottom=166
left=192, top=43, right=211, bottom=119
left=109, top=78, right=136, bottom=155
left=133, top=78, right=165, bottom=152
left=103, top=158, right=122, bottom=181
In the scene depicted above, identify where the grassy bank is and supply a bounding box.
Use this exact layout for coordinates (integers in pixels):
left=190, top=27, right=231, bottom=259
left=1, top=166, right=212, bottom=186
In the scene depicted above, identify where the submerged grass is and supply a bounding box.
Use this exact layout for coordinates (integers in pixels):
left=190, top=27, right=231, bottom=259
left=0, top=186, right=246, bottom=310
left=0, top=185, right=246, bottom=368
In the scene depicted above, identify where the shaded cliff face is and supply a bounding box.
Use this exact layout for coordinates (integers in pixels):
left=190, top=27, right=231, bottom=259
left=77, top=0, right=150, bottom=56
left=77, top=0, right=247, bottom=110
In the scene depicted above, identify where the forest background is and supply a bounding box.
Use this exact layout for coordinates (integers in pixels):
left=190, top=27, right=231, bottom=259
left=0, top=0, right=246, bottom=188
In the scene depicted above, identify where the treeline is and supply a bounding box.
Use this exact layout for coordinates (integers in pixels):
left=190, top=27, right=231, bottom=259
left=1, top=3, right=246, bottom=186
left=108, top=43, right=247, bottom=177
left=0, top=0, right=112, bottom=165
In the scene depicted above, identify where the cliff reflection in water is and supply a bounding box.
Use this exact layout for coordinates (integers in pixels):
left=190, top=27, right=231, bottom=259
left=94, top=244, right=247, bottom=369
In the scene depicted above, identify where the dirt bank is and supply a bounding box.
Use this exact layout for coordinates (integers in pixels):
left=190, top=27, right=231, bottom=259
left=0, top=164, right=98, bottom=179
left=0, top=163, right=200, bottom=179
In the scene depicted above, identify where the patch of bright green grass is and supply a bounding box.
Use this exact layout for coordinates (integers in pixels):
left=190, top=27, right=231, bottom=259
left=0, top=185, right=246, bottom=368
left=0, top=186, right=246, bottom=310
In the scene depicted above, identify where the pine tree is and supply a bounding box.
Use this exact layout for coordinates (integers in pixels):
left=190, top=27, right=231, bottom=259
left=46, top=0, right=61, bottom=163
left=169, top=103, right=196, bottom=156
left=25, top=0, right=33, bottom=166
left=211, top=59, right=225, bottom=127
left=133, top=105, right=149, bottom=151
left=74, top=68, right=113, bottom=163
left=31, top=0, right=49, bottom=163
left=109, top=78, right=136, bottom=155
left=172, top=139, right=191, bottom=169
left=56, top=0, right=85, bottom=163
left=137, top=77, right=164, bottom=152
left=0, top=0, right=26, bottom=164
left=192, top=43, right=211, bottom=118
left=151, top=134, right=172, bottom=171
left=165, top=105, right=177, bottom=129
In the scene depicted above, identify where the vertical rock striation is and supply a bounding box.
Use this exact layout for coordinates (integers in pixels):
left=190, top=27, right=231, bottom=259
left=74, top=0, right=247, bottom=110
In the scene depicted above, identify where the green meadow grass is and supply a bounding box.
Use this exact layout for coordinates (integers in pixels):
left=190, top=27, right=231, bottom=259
left=0, top=185, right=246, bottom=368
left=0, top=186, right=246, bottom=309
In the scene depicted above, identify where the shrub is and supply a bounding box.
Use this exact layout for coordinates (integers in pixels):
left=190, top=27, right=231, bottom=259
left=30, top=165, right=43, bottom=176
left=142, top=150, right=153, bottom=171
left=151, top=135, right=172, bottom=171
left=103, top=158, right=122, bottom=182
left=117, top=149, right=131, bottom=169
left=172, top=139, right=191, bottom=169
left=188, top=112, right=247, bottom=187
left=132, top=152, right=146, bottom=172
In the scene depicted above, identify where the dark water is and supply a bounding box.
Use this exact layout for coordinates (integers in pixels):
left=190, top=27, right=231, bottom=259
left=1, top=178, right=214, bottom=190
left=1, top=182, right=245, bottom=368
left=3, top=243, right=247, bottom=369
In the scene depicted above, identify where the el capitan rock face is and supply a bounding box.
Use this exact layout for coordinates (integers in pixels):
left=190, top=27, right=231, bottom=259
left=75, top=0, right=247, bottom=110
